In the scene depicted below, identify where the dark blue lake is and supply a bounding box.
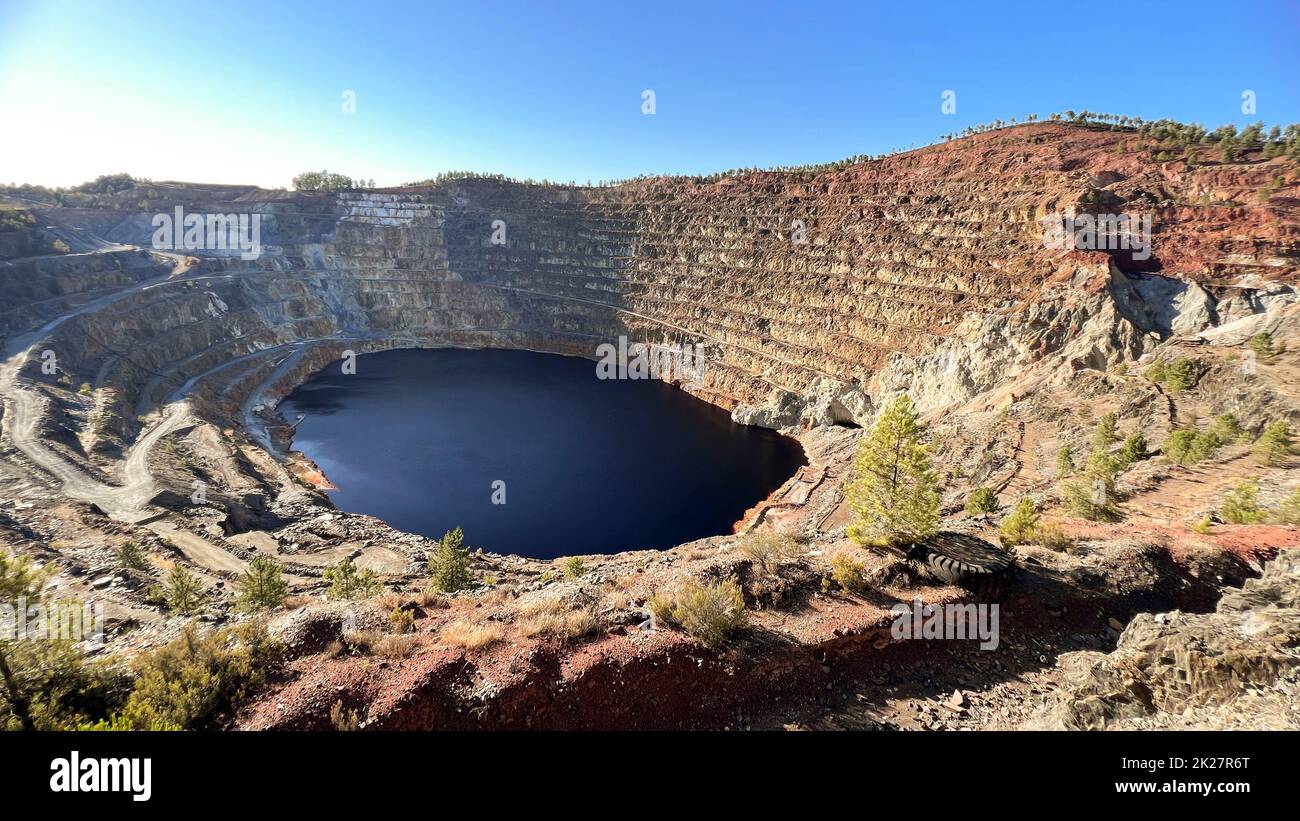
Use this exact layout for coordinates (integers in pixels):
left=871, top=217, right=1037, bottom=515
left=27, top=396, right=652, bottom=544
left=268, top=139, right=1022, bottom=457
left=279, top=348, right=805, bottom=558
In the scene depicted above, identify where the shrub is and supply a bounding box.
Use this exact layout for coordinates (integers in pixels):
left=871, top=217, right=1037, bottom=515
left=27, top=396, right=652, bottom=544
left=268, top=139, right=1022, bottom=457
left=330, top=699, right=360, bottom=731
left=373, top=591, right=403, bottom=611
left=1064, top=476, right=1121, bottom=521
left=78, top=382, right=93, bottom=397
left=517, top=599, right=599, bottom=641
left=1192, top=516, right=1214, bottom=534
left=324, top=557, right=381, bottom=600
left=388, top=607, right=415, bottom=634
left=1249, top=331, right=1274, bottom=360
left=1033, top=522, right=1073, bottom=551
left=648, top=578, right=746, bottom=648
left=122, top=620, right=284, bottom=730
left=1254, top=420, right=1293, bottom=466
left=427, top=527, right=472, bottom=593
left=1164, top=428, right=1222, bottom=465
left=829, top=552, right=868, bottom=594
left=1274, top=487, right=1300, bottom=525
left=116, top=540, right=148, bottom=571
left=964, top=486, right=998, bottom=515
left=647, top=591, right=676, bottom=627
left=999, top=498, right=1040, bottom=546
left=1143, top=361, right=1168, bottom=384
left=562, top=556, right=586, bottom=580
left=163, top=565, right=204, bottom=615
left=846, top=395, right=940, bottom=547
left=1221, top=477, right=1267, bottom=524
left=1, top=553, right=124, bottom=731
left=441, top=620, right=504, bottom=650
left=235, top=556, right=288, bottom=612
left=418, top=588, right=451, bottom=609
left=737, top=532, right=800, bottom=574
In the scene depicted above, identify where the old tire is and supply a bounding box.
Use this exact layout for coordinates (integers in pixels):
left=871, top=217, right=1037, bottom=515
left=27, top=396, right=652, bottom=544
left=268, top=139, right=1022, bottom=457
left=913, top=532, right=1014, bottom=594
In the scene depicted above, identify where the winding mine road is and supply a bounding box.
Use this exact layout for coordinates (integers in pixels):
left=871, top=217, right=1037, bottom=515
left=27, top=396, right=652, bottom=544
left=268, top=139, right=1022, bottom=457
left=0, top=247, right=226, bottom=518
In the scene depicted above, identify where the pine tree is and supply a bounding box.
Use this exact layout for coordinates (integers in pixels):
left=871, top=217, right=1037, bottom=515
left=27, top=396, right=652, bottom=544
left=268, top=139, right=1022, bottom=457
left=324, top=557, right=381, bottom=600
left=164, top=565, right=204, bottom=616
left=1055, top=446, right=1075, bottom=478
left=1249, top=332, right=1274, bottom=360
left=846, top=395, right=940, bottom=547
left=236, top=556, right=289, bottom=612
left=1117, top=433, right=1148, bottom=467
left=1254, top=420, right=1293, bottom=466
left=0, top=552, right=49, bottom=730
left=116, top=540, right=148, bottom=571
left=1067, top=415, right=1124, bottom=521
left=964, top=486, right=998, bottom=515
left=1092, top=412, right=1119, bottom=451
left=999, top=497, right=1040, bottom=546
left=428, top=527, right=473, bottom=592
left=1221, top=477, right=1266, bottom=524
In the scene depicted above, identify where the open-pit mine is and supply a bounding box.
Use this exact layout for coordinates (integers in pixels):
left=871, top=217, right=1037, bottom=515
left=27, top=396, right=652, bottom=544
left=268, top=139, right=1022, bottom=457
left=2, top=122, right=1298, bottom=730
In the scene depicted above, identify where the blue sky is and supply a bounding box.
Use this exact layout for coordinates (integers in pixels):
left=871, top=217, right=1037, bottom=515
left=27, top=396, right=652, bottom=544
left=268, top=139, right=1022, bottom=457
left=1, top=0, right=1297, bottom=188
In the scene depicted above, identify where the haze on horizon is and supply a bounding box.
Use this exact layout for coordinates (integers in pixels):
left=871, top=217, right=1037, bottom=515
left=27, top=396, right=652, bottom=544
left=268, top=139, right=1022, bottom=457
left=1, top=0, right=1297, bottom=190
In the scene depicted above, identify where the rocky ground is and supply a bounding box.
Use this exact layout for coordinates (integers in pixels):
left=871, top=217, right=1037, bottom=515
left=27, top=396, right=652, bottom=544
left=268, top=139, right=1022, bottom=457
left=0, top=122, right=1297, bottom=729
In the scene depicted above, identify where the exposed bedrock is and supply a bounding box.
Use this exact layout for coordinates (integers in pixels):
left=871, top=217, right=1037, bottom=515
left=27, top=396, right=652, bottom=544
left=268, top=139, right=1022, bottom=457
left=1026, top=548, right=1300, bottom=730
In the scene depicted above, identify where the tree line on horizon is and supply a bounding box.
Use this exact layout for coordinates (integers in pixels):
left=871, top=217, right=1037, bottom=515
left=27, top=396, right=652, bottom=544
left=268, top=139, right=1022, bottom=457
left=4, top=112, right=1298, bottom=201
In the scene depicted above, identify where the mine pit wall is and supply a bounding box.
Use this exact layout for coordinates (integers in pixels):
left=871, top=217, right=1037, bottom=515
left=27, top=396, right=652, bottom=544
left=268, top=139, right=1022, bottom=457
left=12, top=126, right=1297, bottom=447
left=308, top=177, right=1050, bottom=423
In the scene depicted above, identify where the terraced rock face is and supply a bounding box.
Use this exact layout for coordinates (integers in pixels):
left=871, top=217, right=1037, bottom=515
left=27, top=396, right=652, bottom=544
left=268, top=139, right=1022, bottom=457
left=1, top=123, right=1298, bottom=730
left=8, top=124, right=1293, bottom=440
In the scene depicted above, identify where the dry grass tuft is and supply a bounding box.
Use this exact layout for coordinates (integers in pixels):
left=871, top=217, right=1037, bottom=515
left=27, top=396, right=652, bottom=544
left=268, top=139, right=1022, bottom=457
left=374, top=633, right=422, bottom=659
left=441, top=619, right=505, bottom=650
left=341, top=630, right=379, bottom=654
left=517, top=598, right=600, bottom=641
left=374, top=592, right=405, bottom=611
left=481, top=586, right=516, bottom=605
left=419, top=589, right=451, bottom=608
